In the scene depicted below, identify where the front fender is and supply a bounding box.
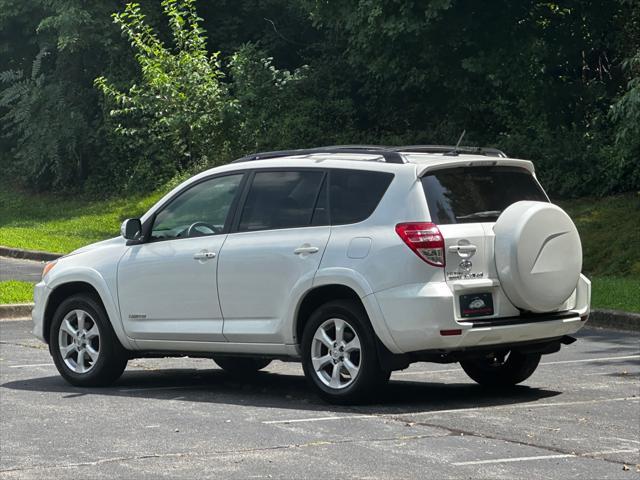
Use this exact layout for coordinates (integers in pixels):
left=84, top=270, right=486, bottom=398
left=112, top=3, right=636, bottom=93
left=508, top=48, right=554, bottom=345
left=46, top=267, right=134, bottom=350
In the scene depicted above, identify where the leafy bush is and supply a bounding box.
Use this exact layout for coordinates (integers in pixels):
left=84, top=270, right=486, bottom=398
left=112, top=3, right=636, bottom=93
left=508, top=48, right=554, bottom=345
left=609, top=49, right=640, bottom=194
left=94, top=0, right=234, bottom=188
left=94, top=0, right=339, bottom=190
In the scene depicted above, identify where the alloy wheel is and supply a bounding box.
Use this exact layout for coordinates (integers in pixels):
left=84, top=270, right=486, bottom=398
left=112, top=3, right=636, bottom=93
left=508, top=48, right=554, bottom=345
left=311, top=318, right=361, bottom=389
left=58, top=309, right=100, bottom=374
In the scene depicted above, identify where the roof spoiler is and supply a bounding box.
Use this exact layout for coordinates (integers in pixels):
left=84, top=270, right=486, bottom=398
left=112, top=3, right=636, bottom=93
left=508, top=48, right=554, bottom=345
left=417, top=158, right=534, bottom=177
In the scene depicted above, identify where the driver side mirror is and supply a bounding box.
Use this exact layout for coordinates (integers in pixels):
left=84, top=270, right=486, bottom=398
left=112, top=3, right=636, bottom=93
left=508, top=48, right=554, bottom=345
left=121, top=218, right=142, bottom=241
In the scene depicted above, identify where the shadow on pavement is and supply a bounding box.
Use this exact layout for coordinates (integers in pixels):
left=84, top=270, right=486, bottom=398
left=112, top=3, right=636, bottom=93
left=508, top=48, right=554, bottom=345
left=2, top=367, right=562, bottom=416
left=575, top=327, right=640, bottom=356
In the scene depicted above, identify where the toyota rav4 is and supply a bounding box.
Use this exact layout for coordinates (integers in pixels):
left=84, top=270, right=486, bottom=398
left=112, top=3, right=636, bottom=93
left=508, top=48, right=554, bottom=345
left=32, top=145, right=591, bottom=403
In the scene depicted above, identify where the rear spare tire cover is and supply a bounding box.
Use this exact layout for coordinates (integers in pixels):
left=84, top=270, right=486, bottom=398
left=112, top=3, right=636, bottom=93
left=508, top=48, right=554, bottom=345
left=494, top=201, right=582, bottom=313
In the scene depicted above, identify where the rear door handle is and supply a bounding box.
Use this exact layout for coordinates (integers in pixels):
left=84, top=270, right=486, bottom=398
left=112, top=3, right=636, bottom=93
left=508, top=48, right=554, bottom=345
left=193, top=250, right=217, bottom=261
left=294, top=245, right=319, bottom=255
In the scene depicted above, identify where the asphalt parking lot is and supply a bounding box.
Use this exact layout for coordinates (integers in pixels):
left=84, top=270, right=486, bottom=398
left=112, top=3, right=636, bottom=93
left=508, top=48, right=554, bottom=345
left=0, top=320, right=638, bottom=479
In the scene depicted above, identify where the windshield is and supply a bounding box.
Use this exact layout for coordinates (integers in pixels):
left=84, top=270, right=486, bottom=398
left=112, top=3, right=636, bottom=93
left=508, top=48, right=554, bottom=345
left=421, top=166, right=548, bottom=224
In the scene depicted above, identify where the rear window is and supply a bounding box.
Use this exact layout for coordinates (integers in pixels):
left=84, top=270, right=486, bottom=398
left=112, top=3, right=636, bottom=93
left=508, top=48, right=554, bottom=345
left=421, top=166, right=547, bottom=224
left=330, top=170, right=394, bottom=225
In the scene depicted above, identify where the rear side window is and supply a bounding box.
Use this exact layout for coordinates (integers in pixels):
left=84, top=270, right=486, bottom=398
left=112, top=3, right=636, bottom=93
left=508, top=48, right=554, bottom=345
left=421, top=166, right=547, bottom=224
left=330, top=170, right=394, bottom=225
left=238, top=170, right=325, bottom=232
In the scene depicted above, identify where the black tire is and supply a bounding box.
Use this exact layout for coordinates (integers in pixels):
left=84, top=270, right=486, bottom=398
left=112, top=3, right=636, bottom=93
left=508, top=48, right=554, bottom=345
left=460, top=351, right=541, bottom=387
left=301, top=300, right=389, bottom=405
left=213, top=357, right=271, bottom=375
left=49, top=293, right=128, bottom=387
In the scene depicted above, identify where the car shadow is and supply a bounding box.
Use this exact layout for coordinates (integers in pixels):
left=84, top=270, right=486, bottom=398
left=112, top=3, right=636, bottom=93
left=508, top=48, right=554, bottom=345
left=2, top=325, right=635, bottom=416
left=2, top=367, right=562, bottom=416
left=576, top=327, right=640, bottom=356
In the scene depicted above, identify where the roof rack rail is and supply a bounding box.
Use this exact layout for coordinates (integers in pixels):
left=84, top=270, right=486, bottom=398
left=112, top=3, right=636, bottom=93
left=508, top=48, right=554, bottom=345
left=233, top=145, right=406, bottom=164
left=394, top=145, right=507, bottom=158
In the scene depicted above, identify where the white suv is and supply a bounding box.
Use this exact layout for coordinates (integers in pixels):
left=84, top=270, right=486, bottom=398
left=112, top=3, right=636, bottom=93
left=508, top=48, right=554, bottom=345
left=32, top=145, right=591, bottom=404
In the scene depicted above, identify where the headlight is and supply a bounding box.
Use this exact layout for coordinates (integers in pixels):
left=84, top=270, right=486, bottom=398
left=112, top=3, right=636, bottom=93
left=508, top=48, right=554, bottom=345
left=42, top=260, right=57, bottom=279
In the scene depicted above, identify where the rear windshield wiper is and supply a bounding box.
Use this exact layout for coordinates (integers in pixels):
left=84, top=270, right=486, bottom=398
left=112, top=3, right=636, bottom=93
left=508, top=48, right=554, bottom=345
left=456, top=210, right=502, bottom=220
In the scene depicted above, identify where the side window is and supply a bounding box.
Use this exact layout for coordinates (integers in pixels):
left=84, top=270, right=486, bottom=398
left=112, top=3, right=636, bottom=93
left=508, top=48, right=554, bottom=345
left=238, top=170, right=325, bottom=232
left=329, top=170, right=394, bottom=225
left=151, top=174, right=243, bottom=240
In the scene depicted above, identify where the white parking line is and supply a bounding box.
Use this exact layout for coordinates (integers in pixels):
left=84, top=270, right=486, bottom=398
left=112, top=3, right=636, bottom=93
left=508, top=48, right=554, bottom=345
left=602, top=436, right=640, bottom=445
left=262, top=396, right=638, bottom=424
left=453, top=448, right=639, bottom=466
left=541, top=354, right=639, bottom=365
left=8, top=363, right=54, bottom=368
left=395, top=354, right=640, bottom=376
left=453, top=453, right=574, bottom=465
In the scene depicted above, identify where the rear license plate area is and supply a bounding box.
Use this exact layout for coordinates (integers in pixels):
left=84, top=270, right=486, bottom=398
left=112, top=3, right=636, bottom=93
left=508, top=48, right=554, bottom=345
left=459, top=293, right=494, bottom=318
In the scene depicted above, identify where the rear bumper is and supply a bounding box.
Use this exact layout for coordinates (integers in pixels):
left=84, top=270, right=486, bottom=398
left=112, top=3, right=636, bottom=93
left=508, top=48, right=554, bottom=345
left=374, top=274, right=591, bottom=354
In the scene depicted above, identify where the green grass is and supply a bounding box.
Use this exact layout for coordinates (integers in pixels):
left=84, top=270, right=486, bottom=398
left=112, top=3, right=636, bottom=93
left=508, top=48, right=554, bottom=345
left=0, top=181, right=169, bottom=254
left=591, top=277, right=640, bottom=313
left=559, top=193, right=640, bottom=278
left=558, top=193, right=640, bottom=312
left=0, top=281, right=34, bottom=304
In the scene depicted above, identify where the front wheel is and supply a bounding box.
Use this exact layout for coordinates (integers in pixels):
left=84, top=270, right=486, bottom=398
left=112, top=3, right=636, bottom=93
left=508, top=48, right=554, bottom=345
left=49, top=294, right=128, bottom=387
left=460, top=351, right=541, bottom=387
left=301, top=300, right=389, bottom=404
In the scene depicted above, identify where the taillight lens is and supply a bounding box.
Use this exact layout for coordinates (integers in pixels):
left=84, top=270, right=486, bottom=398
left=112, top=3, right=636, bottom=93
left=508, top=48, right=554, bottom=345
left=395, top=222, right=445, bottom=267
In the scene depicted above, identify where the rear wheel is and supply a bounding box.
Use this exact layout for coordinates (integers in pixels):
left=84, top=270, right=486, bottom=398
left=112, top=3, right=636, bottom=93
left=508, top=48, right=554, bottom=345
left=49, top=294, right=128, bottom=387
left=460, top=351, right=541, bottom=387
left=213, top=357, right=271, bottom=376
left=301, top=300, right=389, bottom=404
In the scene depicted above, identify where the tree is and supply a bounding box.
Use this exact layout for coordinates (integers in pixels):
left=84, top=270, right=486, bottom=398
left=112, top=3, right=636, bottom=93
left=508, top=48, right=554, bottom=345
left=95, top=0, right=234, bottom=183
left=0, top=0, right=129, bottom=191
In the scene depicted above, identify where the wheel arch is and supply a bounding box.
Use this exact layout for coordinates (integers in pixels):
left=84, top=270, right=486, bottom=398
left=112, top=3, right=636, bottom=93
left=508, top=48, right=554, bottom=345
left=295, top=284, right=363, bottom=346
left=43, top=281, right=101, bottom=344
left=43, top=271, right=133, bottom=349
left=293, top=276, right=402, bottom=355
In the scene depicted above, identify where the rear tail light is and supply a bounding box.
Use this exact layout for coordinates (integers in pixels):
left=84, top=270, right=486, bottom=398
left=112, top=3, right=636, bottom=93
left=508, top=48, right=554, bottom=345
left=395, top=222, right=445, bottom=267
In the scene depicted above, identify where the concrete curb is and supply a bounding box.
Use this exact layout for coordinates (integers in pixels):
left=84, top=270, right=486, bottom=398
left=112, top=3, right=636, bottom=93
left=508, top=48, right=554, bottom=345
left=0, top=246, right=62, bottom=262
left=588, top=309, right=640, bottom=332
left=0, top=303, right=33, bottom=320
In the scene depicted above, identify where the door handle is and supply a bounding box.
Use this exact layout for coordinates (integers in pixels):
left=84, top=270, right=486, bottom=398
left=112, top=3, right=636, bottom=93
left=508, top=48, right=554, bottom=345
left=294, top=245, right=319, bottom=255
left=193, top=250, right=217, bottom=260
left=448, top=244, right=477, bottom=258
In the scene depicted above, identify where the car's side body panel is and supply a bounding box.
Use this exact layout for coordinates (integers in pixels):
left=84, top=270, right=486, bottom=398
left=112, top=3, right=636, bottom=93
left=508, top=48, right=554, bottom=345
left=117, top=234, right=228, bottom=342
left=218, top=225, right=331, bottom=344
